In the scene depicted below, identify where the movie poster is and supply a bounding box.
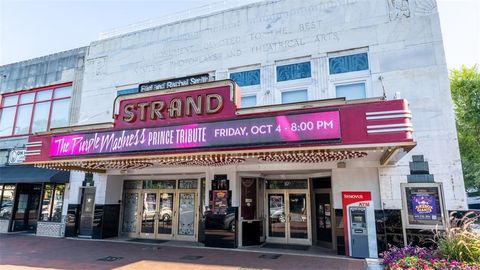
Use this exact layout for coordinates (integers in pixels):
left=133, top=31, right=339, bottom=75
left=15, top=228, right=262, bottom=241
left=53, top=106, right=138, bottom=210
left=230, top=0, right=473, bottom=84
left=411, top=194, right=437, bottom=220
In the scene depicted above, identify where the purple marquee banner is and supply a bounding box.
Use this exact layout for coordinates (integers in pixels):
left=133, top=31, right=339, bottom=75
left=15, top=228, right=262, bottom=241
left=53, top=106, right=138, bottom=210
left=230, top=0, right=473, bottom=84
left=50, top=111, right=341, bottom=157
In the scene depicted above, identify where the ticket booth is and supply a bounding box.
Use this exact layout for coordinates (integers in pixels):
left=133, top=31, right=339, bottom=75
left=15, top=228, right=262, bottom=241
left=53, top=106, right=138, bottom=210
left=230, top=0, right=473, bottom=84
left=342, top=192, right=377, bottom=258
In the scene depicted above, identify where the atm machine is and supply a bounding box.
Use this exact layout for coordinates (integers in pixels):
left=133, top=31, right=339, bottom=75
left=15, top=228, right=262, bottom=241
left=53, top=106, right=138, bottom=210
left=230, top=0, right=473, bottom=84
left=342, top=191, right=378, bottom=258
left=349, top=207, right=369, bottom=258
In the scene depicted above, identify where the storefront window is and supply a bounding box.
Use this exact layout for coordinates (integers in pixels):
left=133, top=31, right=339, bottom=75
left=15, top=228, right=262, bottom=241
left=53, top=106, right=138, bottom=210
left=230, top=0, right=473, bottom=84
left=40, top=183, right=65, bottom=222
left=0, top=184, right=15, bottom=220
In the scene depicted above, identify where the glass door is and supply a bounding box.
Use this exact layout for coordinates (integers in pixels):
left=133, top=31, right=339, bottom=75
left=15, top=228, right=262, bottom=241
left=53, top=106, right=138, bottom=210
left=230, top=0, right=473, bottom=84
left=287, top=193, right=309, bottom=244
left=157, top=192, right=174, bottom=239
left=122, top=191, right=140, bottom=237
left=176, top=192, right=196, bottom=241
left=268, top=193, right=286, bottom=240
left=315, top=193, right=333, bottom=248
left=140, top=192, right=157, bottom=238
left=266, top=190, right=310, bottom=245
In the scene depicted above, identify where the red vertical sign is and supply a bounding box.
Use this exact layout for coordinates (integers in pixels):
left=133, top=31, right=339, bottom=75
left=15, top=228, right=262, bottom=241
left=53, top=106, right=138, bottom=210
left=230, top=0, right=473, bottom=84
left=342, top=191, right=372, bottom=256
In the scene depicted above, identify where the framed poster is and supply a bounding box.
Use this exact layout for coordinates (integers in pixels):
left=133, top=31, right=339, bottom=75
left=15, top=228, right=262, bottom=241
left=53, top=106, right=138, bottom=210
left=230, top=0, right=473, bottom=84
left=401, top=183, right=446, bottom=229
left=212, top=190, right=229, bottom=215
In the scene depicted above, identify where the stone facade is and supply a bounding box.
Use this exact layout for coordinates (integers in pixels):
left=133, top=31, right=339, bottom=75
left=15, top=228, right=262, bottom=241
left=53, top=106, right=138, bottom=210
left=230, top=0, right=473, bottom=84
left=71, top=0, right=466, bottom=211
left=36, top=221, right=65, bottom=237
left=0, top=219, right=9, bottom=233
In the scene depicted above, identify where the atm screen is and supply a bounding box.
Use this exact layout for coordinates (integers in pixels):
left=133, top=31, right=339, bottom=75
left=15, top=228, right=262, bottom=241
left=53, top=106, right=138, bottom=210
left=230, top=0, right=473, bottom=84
left=353, top=215, right=364, bottom=223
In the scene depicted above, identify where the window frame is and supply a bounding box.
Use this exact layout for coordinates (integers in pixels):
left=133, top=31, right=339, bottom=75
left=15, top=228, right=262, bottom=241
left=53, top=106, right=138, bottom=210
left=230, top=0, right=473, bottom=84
left=0, top=184, right=16, bottom=220
left=327, top=49, right=371, bottom=100
left=274, top=57, right=313, bottom=104
left=228, top=65, right=262, bottom=106
left=400, top=183, right=447, bottom=230
left=0, top=82, right=72, bottom=138
left=332, top=79, right=370, bottom=101
left=240, top=93, right=258, bottom=108
left=279, top=88, right=310, bottom=104
left=40, top=183, right=65, bottom=223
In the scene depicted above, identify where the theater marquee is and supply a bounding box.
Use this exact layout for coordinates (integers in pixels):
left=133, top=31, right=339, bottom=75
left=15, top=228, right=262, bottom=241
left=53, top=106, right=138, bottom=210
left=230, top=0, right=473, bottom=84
left=50, top=110, right=341, bottom=157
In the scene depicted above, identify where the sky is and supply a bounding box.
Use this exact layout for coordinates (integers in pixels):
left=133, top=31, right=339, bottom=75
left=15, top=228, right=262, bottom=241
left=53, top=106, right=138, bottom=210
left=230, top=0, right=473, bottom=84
left=0, top=0, right=479, bottom=69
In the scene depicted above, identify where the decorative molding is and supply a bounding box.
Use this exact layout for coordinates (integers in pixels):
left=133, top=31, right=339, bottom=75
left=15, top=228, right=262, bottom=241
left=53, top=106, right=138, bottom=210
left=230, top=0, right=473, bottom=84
left=388, top=0, right=411, bottom=20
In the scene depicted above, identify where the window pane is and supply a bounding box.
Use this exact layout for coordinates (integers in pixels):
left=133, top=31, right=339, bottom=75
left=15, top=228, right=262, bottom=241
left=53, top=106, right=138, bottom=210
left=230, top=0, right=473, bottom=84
left=143, top=180, right=176, bottom=189
left=2, top=96, right=18, bottom=106
left=230, top=69, right=261, bottom=87
left=50, top=99, right=71, bottom=129
left=52, top=184, right=65, bottom=222
left=41, top=185, right=54, bottom=221
left=0, top=189, right=14, bottom=220
left=329, top=53, right=369, bottom=74
left=241, top=95, right=257, bottom=108
left=32, top=102, right=51, bottom=133
left=281, top=89, right=308, bottom=104
left=36, top=90, right=53, bottom=101
left=54, top=86, right=72, bottom=99
left=179, top=179, right=198, bottom=189
left=276, top=62, right=311, bottom=82
left=14, top=104, right=33, bottom=135
left=0, top=107, right=16, bottom=136
left=336, top=83, right=366, bottom=100
left=19, top=93, right=35, bottom=104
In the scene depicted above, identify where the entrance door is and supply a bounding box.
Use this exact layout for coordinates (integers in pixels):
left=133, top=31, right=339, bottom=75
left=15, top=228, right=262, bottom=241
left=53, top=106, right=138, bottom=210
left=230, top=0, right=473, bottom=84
left=267, top=191, right=310, bottom=245
left=315, top=193, right=333, bottom=248
left=140, top=191, right=159, bottom=238
left=176, top=192, right=196, bottom=241
left=12, top=184, right=42, bottom=231
left=122, top=191, right=140, bottom=237
left=157, top=192, right=174, bottom=239
left=79, top=187, right=95, bottom=236
left=139, top=190, right=196, bottom=241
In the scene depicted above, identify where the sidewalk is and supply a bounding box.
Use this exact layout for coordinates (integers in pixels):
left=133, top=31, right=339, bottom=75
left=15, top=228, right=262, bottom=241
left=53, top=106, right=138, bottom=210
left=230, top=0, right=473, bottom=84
left=0, top=234, right=365, bottom=270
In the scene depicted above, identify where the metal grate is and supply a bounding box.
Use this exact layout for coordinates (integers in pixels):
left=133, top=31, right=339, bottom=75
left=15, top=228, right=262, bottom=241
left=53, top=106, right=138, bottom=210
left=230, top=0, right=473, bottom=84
left=97, top=256, right=124, bottom=262
left=180, top=255, right=203, bottom=260
left=258, top=254, right=282, bottom=259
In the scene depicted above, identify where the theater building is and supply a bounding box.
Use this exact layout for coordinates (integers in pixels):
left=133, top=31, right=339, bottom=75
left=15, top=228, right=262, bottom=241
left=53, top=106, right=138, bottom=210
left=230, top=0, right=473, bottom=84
left=2, top=0, right=468, bottom=258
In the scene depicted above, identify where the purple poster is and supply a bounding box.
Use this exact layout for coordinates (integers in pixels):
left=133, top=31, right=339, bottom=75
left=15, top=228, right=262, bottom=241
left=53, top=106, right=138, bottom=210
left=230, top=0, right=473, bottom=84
left=50, top=110, right=340, bottom=157
left=411, top=194, right=437, bottom=220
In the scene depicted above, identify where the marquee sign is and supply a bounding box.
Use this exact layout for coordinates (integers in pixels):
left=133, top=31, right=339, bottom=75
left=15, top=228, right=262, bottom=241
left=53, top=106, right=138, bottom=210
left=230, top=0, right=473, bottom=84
left=139, top=74, right=210, bottom=92
left=50, top=110, right=341, bottom=157
left=114, top=85, right=237, bottom=129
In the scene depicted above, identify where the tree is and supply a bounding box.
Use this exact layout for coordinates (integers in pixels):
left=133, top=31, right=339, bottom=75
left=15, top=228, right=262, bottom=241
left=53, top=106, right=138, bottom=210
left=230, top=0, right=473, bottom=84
left=450, top=65, right=480, bottom=192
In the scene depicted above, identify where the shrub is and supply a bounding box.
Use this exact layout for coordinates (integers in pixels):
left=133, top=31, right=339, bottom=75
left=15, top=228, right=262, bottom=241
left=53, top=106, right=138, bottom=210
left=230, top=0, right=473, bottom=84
left=433, top=211, right=480, bottom=264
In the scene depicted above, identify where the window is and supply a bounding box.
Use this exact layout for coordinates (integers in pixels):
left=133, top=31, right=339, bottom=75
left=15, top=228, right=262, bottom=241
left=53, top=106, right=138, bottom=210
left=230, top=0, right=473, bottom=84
left=230, top=69, right=260, bottom=87
left=40, top=183, right=65, bottom=222
left=276, top=62, right=311, bottom=82
left=241, top=95, right=257, bottom=108
left=0, top=84, right=73, bottom=137
left=281, top=89, right=308, bottom=104
left=117, top=88, right=138, bottom=96
left=229, top=66, right=261, bottom=107
left=0, top=184, right=15, bottom=220
left=329, top=53, right=368, bottom=74
left=336, top=83, right=366, bottom=100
